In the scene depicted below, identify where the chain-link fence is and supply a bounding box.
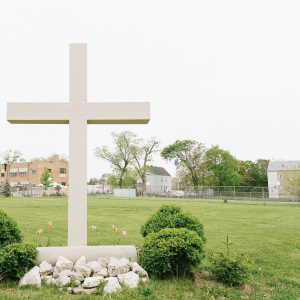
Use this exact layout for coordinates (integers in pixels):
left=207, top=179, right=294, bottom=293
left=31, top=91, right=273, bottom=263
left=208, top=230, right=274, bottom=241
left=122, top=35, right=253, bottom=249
left=89, top=185, right=300, bottom=205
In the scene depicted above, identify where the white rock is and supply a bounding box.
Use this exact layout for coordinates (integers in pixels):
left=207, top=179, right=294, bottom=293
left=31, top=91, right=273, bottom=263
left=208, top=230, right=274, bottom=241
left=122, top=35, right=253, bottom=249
left=131, top=262, right=148, bottom=278
left=19, top=266, right=41, bottom=287
left=60, top=270, right=84, bottom=282
left=123, top=271, right=140, bottom=289
left=98, top=257, right=108, bottom=268
left=51, top=278, right=57, bottom=285
left=108, top=257, right=130, bottom=277
left=87, top=261, right=102, bottom=273
left=117, top=273, right=126, bottom=283
left=141, top=278, right=148, bottom=283
left=120, top=258, right=131, bottom=274
left=73, top=287, right=97, bottom=294
left=104, top=277, right=122, bottom=293
left=39, top=261, right=53, bottom=276
left=82, top=276, right=103, bottom=288
left=93, top=268, right=108, bottom=278
left=56, top=274, right=71, bottom=287
left=53, top=256, right=73, bottom=278
left=74, top=256, right=91, bottom=277
left=42, top=275, right=53, bottom=285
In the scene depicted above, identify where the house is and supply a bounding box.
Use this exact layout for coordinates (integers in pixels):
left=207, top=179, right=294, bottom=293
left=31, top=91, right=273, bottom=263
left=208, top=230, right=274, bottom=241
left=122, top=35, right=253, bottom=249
left=0, top=155, right=69, bottom=188
left=137, top=166, right=172, bottom=194
left=267, top=160, right=300, bottom=198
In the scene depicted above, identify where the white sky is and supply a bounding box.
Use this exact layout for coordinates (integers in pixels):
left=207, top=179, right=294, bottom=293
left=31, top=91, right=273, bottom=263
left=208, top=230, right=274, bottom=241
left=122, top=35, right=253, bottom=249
left=0, top=1, right=299, bottom=180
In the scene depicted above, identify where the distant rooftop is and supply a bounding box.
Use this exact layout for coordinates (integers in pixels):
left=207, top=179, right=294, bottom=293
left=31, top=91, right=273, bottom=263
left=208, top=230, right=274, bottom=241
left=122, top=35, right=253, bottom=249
left=268, top=160, right=300, bottom=171
left=149, top=166, right=171, bottom=176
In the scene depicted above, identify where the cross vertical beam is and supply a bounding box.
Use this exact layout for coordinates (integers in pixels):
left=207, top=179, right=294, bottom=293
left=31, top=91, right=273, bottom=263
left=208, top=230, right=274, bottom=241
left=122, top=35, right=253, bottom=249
left=69, top=44, right=87, bottom=246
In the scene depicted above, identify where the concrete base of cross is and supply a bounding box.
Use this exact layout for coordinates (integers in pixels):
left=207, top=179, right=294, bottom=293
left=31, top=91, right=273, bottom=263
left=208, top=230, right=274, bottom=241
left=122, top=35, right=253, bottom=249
left=36, top=245, right=137, bottom=266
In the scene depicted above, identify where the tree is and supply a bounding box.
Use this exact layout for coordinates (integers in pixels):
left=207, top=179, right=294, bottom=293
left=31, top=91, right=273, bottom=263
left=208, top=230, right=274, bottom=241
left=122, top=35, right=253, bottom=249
left=1, top=179, right=11, bottom=197
left=1, top=150, right=25, bottom=164
left=161, top=140, right=206, bottom=187
left=282, top=164, right=300, bottom=197
left=40, top=167, right=54, bottom=190
left=94, top=131, right=137, bottom=187
left=205, top=145, right=242, bottom=186
left=238, top=159, right=269, bottom=187
left=124, top=136, right=160, bottom=188
left=31, top=153, right=69, bottom=164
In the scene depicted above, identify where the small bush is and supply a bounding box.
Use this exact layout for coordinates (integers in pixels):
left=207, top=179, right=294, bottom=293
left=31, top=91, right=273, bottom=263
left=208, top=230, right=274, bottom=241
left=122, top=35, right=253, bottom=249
left=140, top=228, right=204, bottom=279
left=210, top=252, right=251, bottom=286
left=0, top=210, right=22, bottom=247
left=0, top=243, right=38, bottom=280
left=140, top=204, right=206, bottom=243
left=210, top=236, right=251, bottom=286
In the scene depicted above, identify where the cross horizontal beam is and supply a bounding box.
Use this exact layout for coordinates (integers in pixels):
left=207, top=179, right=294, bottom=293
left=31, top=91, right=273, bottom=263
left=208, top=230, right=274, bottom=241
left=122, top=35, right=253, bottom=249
left=7, top=102, right=150, bottom=124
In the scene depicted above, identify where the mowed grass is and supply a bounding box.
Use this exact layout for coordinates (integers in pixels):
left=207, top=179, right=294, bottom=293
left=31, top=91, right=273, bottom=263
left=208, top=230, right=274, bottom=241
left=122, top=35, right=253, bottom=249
left=0, top=195, right=300, bottom=299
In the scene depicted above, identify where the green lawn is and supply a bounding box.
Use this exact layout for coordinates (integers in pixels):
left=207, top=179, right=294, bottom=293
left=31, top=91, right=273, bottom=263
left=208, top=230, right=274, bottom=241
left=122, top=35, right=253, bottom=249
left=0, top=195, right=299, bottom=299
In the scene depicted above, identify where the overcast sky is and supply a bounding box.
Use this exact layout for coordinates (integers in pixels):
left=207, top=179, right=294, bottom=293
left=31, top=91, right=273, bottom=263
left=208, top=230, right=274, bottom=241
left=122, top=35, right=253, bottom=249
left=0, top=1, right=299, bottom=179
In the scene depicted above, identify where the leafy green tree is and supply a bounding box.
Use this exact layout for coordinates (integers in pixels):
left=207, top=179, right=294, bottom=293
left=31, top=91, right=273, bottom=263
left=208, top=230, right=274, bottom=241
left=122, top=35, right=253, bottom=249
left=1, top=179, right=11, bottom=197
left=238, top=159, right=269, bottom=187
left=161, top=140, right=206, bottom=187
left=94, top=131, right=137, bottom=187
left=40, top=167, right=54, bottom=190
left=1, top=150, right=25, bottom=164
left=205, top=145, right=242, bottom=186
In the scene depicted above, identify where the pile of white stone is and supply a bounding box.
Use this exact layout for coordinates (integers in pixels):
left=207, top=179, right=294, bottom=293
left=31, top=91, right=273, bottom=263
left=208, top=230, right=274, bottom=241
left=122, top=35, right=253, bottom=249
left=19, top=256, right=148, bottom=295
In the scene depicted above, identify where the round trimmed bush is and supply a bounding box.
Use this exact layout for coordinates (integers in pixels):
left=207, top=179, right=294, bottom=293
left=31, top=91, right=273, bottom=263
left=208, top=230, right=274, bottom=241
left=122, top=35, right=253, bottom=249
left=0, top=210, right=22, bottom=247
left=140, top=204, right=206, bottom=242
left=139, top=228, right=204, bottom=279
left=0, top=243, right=38, bottom=280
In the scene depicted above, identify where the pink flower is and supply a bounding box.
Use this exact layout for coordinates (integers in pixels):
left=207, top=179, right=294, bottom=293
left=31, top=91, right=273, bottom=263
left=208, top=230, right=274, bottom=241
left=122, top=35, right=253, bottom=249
left=112, top=225, right=117, bottom=231
left=38, top=229, right=43, bottom=234
left=92, top=226, right=97, bottom=231
left=48, top=221, right=52, bottom=227
left=122, top=231, right=126, bottom=236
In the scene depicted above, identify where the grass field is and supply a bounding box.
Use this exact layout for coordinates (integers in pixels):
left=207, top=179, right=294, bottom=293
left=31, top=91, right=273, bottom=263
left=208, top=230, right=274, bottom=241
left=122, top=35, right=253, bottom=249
left=0, top=195, right=300, bottom=299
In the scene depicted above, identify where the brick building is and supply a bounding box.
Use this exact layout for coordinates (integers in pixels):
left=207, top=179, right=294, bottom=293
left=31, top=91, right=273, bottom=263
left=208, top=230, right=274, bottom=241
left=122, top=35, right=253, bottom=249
left=0, top=155, right=69, bottom=187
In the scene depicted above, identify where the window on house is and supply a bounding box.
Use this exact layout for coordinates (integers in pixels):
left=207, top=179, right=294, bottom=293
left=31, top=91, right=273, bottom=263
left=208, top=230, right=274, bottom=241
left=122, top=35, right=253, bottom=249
left=165, top=177, right=167, bottom=182
left=1, top=173, right=4, bottom=177
left=279, top=174, right=282, bottom=179
left=161, top=177, right=163, bottom=182
left=61, top=182, right=66, bottom=186
left=19, top=172, right=27, bottom=177
left=60, top=168, right=66, bottom=174
left=280, top=186, right=283, bottom=190
left=10, top=172, right=17, bottom=177
left=48, top=169, right=51, bottom=173
left=32, top=169, right=36, bottom=175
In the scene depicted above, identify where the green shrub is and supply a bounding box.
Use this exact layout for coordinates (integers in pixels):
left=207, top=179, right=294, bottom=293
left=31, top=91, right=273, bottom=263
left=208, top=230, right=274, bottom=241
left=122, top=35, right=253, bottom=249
left=0, top=210, right=22, bottom=247
left=210, top=252, right=251, bottom=286
left=139, top=228, right=204, bottom=279
left=140, top=204, right=206, bottom=242
left=0, top=243, right=38, bottom=280
left=210, top=236, right=251, bottom=286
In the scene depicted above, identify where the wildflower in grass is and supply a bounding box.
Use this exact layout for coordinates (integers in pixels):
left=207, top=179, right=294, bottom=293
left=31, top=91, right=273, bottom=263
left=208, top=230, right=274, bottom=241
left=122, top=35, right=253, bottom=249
left=38, top=229, right=43, bottom=234
left=112, top=225, right=116, bottom=231
left=48, top=221, right=52, bottom=228
left=122, top=231, right=126, bottom=236
left=92, top=226, right=97, bottom=231
left=92, top=226, right=98, bottom=245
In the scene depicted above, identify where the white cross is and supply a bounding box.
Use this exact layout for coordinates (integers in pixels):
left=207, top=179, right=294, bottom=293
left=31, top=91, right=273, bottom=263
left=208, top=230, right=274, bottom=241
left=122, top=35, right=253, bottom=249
left=7, top=43, right=150, bottom=246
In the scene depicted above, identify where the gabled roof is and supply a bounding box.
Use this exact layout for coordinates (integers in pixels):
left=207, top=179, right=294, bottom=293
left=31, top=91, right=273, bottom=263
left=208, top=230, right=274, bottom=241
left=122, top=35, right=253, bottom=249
left=268, top=160, right=300, bottom=171
left=149, top=166, right=171, bottom=176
